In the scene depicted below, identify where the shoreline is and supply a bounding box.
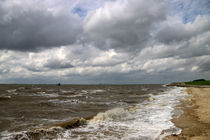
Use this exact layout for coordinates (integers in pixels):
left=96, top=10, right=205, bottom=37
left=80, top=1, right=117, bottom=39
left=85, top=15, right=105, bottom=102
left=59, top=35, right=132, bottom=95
left=164, top=86, right=210, bottom=140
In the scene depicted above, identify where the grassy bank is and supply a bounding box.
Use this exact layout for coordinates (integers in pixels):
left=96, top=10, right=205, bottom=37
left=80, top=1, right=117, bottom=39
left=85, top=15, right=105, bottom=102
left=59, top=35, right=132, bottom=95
left=185, top=80, right=210, bottom=85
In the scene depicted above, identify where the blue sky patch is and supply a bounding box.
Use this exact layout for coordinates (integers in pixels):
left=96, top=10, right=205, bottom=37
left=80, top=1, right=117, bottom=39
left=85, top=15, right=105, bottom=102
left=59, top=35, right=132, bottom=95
left=72, top=7, right=87, bottom=18
left=169, top=0, right=210, bottom=23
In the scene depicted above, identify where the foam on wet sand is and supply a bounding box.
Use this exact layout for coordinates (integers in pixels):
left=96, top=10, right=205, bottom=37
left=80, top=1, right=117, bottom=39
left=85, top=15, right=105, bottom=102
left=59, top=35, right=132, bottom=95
left=164, top=87, right=210, bottom=139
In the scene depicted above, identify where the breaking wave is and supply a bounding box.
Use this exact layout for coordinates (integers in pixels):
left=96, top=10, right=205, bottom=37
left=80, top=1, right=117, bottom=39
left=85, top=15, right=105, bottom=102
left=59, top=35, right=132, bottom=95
left=0, top=86, right=188, bottom=140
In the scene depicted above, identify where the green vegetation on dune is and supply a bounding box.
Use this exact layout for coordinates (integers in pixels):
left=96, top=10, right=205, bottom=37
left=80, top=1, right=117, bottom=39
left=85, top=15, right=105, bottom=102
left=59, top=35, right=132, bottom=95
left=185, top=80, right=210, bottom=85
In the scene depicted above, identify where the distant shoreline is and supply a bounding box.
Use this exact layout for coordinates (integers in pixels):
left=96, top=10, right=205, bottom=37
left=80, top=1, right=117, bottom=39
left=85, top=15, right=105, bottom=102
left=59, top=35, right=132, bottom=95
left=164, top=85, right=210, bottom=139
left=167, top=82, right=210, bottom=88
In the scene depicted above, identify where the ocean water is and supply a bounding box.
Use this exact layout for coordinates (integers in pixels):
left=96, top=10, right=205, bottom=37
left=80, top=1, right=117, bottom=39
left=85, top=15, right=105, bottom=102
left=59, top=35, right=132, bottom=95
left=0, top=84, right=188, bottom=140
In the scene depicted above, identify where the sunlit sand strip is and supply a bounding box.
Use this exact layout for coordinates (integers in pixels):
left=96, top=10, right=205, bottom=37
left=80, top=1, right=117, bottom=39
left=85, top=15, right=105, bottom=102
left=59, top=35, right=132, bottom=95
left=164, top=87, right=210, bottom=139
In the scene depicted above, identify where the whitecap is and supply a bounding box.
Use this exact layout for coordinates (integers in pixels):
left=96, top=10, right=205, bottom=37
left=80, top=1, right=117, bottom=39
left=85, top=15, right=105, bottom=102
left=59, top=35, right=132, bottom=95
left=57, top=87, right=188, bottom=140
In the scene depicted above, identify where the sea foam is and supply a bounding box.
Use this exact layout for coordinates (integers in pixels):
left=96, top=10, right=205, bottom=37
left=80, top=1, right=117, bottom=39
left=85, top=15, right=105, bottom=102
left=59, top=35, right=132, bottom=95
left=56, top=86, right=188, bottom=140
left=0, top=87, right=188, bottom=140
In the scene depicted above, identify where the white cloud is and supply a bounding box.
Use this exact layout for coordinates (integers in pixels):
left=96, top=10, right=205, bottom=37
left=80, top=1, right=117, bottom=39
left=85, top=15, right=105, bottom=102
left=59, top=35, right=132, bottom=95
left=0, top=0, right=210, bottom=83
left=84, top=0, right=167, bottom=51
left=156, top=15, right=210, bottom=43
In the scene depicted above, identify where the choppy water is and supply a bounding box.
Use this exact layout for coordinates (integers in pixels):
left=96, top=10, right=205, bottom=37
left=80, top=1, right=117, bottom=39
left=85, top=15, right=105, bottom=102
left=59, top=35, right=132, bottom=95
left=0, top=84, right=187, bottom=140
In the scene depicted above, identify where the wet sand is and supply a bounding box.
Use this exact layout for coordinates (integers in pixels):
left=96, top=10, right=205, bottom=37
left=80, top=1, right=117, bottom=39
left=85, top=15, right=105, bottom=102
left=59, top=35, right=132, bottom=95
left=164, top=87, right=210, bottom=140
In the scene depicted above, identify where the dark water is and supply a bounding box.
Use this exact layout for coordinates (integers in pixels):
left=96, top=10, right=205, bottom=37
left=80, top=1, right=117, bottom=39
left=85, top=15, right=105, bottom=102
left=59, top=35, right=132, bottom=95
left=0, top=84, right=187, bottom=140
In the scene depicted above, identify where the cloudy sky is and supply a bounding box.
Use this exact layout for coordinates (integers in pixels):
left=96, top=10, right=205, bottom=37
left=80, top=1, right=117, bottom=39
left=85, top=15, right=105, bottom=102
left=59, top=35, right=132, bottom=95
left=0, top=0, right=210, bottom=84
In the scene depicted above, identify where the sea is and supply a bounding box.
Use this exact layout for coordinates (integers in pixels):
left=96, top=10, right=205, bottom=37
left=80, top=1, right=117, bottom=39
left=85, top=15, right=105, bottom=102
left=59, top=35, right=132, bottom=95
left=0, top=84, right=188, bottom=140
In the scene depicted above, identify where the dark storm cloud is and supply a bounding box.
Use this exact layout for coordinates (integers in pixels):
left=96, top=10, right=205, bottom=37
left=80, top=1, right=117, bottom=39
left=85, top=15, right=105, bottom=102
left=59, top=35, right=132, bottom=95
left=0, top=0, right=82, bottom=51
left=26, top=67, right=44, bottom=72
left=44, top=59, right=74, bottom=69
left=84, top=0, right=167, bottom=52
left=198, top=59, right=210, bottom=72
left=148, top=32, right=210, bottom=60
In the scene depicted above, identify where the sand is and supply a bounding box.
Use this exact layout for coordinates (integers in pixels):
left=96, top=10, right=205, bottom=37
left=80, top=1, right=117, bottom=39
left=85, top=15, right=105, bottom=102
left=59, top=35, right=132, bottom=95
left=164, top=87, right=210, bottom=140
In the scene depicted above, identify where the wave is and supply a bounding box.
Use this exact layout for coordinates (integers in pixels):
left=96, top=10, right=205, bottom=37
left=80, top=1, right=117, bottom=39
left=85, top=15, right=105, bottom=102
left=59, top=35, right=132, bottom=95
left=0, top=95, right=11, bottom=100
left=88, top=108, right=128, bottom=123
left=6, top=89, right=17, bottom=93
left=0, top=87, right=188, bottom=140
left=89, top=89, right=105, bottom=94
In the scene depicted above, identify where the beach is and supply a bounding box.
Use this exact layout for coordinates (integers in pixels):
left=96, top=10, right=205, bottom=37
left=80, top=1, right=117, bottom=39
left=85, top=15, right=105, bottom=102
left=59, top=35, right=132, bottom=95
left=1, top=84, right=209, bottom=139
left=164, top=87, right=210, bottom=140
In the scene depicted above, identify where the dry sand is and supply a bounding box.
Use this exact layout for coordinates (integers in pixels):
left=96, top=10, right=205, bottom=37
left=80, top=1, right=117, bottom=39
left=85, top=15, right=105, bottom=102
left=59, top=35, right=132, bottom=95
left=164, top=87, right=210, bottom=140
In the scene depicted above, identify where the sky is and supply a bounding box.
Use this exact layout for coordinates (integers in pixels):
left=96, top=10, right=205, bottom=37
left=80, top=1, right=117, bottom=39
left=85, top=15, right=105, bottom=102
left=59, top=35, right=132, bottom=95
left=0, top=0, right=210, bottom=84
